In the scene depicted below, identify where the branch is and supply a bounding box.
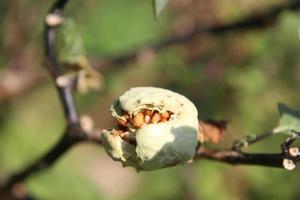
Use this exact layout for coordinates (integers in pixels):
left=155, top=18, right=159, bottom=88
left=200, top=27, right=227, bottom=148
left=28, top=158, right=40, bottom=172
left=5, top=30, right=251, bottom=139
left=0, top=126, right=100, bottom=199
left=44, top=0, right=79, bottom=125
left=232, top=131, right=274, bottom=150
left=0, top=0, right=88, bottom=198
left=195, top=147, right=284, bottom=168
left=195, top=127, right=300, bottom=169
left=195, top=130, right=300, bottom=169
left=0, top=130, right=78, bottom=199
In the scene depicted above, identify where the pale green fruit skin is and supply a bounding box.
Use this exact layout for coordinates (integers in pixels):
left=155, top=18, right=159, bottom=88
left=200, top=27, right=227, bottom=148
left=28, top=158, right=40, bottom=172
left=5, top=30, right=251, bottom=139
left=101, top=87, right=200, bottom=171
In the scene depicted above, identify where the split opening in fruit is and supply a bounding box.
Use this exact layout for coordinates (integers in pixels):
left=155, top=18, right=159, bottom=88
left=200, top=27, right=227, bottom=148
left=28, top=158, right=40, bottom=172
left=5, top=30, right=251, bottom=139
left=112, top=108, right=174, bottom=146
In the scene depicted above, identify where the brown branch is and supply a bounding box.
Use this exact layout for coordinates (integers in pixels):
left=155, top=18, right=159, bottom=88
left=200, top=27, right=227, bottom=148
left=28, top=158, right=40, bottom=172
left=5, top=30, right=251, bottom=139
left=0, top=126, right=100, bottom=199
left=232, top=131, right=274, bottom=150
left=195, top=128, right=300, bottom=169
left=44, top=0, right=80, bottom=125
left=0, top=0, right=86, bottom=199
left=194, top=147, right=284, bottom=168
left=0, top=128, right=79, bottom=199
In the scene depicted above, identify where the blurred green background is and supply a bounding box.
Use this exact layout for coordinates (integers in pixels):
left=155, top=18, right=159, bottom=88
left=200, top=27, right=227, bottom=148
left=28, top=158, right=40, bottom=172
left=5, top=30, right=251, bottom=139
left=1, top=0, right=300, bottom=199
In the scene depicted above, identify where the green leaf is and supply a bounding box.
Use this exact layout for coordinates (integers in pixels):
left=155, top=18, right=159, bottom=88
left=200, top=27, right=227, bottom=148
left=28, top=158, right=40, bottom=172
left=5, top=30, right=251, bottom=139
left=56, top=18, right=86, bottom=68
left=153, top=0, right=169, bottom=20
left=273, top=103, right=300, bottom=134
left=56, top=18, right=103, bottom=92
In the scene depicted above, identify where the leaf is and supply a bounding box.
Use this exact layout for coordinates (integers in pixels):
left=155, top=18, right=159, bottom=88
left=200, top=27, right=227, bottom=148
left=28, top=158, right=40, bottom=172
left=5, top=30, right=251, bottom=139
left=199, top=119, right=228, bottom=144
left=273, top=103, right=300, bottom=134
left=56, top=18, right=104, bottom=92
left=153, top=0, right=169, bottom=20
left=56, top=18, right=86, bottom=66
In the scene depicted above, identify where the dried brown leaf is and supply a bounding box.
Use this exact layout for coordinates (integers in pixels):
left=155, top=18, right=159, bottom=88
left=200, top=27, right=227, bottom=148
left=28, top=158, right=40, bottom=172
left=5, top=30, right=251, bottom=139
left=199, top=119, right=228, bottom=144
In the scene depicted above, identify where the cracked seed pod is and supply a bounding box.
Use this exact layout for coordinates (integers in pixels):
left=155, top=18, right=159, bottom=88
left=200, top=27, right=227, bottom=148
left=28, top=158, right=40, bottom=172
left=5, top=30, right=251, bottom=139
left=101, top=87, right=201, bottom=171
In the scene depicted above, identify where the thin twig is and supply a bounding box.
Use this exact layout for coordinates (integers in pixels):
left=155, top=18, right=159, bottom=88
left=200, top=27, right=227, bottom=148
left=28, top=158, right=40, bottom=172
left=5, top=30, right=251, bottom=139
left=0, top=130, right=80, bottom=196
left=194, top=147, right=300, bottom=168
left=232, top=131, right=274, bottom=150
left=0, top=0, right=84, bottom=198
left=44, top=0, right=79, bottom=125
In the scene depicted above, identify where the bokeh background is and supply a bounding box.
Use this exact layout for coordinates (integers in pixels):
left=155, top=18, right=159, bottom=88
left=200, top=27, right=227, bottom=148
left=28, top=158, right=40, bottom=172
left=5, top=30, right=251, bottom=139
left=1, top=0, right=300, bottom=199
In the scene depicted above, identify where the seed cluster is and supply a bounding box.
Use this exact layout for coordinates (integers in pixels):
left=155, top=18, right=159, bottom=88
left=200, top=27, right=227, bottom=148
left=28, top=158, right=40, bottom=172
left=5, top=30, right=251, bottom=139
left=113, top=109, right=173, bottom=143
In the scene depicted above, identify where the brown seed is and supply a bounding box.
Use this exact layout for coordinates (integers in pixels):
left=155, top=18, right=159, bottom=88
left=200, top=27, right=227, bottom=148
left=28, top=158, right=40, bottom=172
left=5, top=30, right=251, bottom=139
left=160, top=111, right=170, bottom=120
left=133, top=112, right=145, bottom=128
left=151, top=112, right=161, bottom=123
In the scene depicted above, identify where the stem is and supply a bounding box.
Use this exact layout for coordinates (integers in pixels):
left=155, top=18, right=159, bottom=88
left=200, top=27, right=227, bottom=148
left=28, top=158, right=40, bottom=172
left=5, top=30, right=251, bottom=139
left=44, top=0, right=79, bottom=125
left=0, top=0, right=83, bottom=199
left=195, top=147, right=300, bottom=169
left=232, top=131, right=274, bottom=150
left=1, top=131, right=81, bottom=193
